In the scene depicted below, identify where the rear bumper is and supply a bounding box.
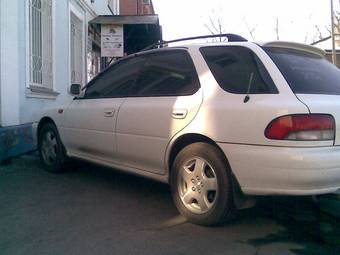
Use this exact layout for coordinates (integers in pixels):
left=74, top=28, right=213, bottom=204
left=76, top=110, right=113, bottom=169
left=218, top=143, right=340, bottom=195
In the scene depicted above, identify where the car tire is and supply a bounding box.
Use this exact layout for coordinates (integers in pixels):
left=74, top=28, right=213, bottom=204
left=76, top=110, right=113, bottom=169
left=38, top=122, right=66, bottom=173
left=170, top=142, right=235, bottom=226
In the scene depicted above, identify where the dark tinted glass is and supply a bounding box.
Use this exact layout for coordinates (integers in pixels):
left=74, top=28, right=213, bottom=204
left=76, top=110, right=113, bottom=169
left=84, top=57, right=144, bottom=98
left=264, top=47, right=340, bottom=95
left=135, top=50, right=200, bottom=96
left=200, top=46, right=278, bottom=94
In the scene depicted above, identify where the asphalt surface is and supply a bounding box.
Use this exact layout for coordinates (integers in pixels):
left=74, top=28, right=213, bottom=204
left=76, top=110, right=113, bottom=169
left=0, top=153, right=339, bottom=255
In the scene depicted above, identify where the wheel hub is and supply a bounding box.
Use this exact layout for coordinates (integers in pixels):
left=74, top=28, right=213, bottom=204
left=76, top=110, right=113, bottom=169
left=191, top=177, right=204, bottom=193
left=178, top=157, right=218, bottom=214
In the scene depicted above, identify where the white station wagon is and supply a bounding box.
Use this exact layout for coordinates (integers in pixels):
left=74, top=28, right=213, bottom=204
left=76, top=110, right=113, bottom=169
left=34, top=35, right=340, bottom=225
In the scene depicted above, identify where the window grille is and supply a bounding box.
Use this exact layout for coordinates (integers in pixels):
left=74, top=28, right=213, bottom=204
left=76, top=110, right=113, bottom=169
left=29, top=0, right=53, bottom=89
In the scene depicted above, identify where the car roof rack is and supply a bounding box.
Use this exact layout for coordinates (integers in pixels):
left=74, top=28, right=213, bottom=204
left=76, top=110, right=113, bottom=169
left=142, top=33, right=247, bottom=51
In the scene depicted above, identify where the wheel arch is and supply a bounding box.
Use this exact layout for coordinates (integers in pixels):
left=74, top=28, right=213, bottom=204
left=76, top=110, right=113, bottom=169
left=37, top=116, right=67, bottom=156
left=37, top=117, right=57, bottom=139
left=167, top=133, right=255, bottom=210
left=167, top=133, right=231, bottom=174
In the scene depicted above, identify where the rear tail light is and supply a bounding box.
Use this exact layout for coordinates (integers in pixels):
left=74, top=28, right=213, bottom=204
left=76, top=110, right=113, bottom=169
left=265, top=114, right=335, bottom=141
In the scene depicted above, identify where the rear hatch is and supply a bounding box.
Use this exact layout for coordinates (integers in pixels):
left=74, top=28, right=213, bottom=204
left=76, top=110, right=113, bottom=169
left=263, top=43, right=340, bottom=145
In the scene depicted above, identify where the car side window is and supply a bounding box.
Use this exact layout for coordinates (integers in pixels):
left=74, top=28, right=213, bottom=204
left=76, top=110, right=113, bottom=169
left=135, top=50, right=200, bottom=97
left=84, top=57, right=144, bottom=99
left=200, top=46, right=278, bottom=94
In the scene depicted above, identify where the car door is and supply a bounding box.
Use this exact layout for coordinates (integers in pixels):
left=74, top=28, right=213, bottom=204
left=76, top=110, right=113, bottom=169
left=61, top=56, right=144, bottom=162
left=116, top=49, right=203, bottom=174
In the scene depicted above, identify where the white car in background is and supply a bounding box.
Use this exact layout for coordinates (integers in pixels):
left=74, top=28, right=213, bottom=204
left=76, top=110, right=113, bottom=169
left=34, top=35, right=340, bottom=226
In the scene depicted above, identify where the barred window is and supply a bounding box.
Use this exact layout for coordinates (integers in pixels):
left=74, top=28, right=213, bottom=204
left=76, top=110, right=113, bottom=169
left=29, top=0, right=53, bottom=89
left=70, top=12, right=83, bottom=85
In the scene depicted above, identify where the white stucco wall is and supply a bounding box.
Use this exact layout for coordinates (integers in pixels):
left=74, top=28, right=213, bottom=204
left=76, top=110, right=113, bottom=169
left=0, top=0, right=21, bottom=127
left=0, top=0, right=114, bottom=127
left=20, top=0, right=81, bottom=125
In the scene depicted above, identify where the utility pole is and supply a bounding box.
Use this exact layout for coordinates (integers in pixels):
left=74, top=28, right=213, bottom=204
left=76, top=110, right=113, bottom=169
left=331, top=0, right=337, bottom=64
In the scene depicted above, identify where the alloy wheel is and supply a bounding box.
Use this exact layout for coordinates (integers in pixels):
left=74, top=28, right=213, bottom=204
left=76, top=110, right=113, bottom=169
left=178, top=157, right=218, bottom=214
left=41, top=131, right=58, bottom=165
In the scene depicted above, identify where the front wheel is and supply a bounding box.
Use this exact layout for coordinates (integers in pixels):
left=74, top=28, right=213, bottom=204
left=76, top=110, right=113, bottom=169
left=170, top=142, right=235, bottom=226
left=38, top=123, right=66, bottom=173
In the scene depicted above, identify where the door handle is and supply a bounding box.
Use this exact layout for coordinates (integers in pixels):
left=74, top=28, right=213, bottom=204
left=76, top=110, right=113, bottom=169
left=172, top=109, right=188, bottom=119
left=104, top=109, right=115, bottom=117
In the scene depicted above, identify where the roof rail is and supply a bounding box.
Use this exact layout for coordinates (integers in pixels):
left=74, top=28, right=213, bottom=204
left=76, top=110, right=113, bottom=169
left=142, top=33, right=247, bottom=51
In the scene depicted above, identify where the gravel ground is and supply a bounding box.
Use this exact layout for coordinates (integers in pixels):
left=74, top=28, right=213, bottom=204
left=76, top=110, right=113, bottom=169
left=0, top=153, right=339, bottom=255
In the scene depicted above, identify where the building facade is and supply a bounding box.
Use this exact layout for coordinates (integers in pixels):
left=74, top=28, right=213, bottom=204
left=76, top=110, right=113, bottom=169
left=0, top=0, right=119, bottom=160
left=119, top=0, right=154, bottom=15
left=0, top=0, right=158, bottom=161
left=312, top=37, right=340, bottom=67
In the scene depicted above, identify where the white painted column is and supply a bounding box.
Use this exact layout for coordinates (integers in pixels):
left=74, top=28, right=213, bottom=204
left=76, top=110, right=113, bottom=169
left=0, top=0, right=21, bottom=126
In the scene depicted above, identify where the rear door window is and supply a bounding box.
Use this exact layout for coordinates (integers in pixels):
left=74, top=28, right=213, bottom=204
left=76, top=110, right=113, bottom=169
left=200, top=46, right=278, bottom=94
left=264, top=47, right=340, bottom=95
left=135, top=50, right=200, bottom=97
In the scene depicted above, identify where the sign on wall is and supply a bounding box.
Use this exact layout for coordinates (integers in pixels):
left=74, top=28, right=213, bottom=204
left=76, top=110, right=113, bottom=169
left=101, top=24, right=124, bottom=57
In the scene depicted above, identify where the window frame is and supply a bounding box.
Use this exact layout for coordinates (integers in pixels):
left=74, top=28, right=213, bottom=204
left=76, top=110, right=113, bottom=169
left=81, top=48, right=201, bottom=100
left=199, top=45, right=279, bottom=95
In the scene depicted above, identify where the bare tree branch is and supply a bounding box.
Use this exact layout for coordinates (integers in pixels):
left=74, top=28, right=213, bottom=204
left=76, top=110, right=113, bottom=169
left=204, top=24, right=217, bottom=42
left=243, top=18, right=256, bottom=40
left=203, top=12, right=227, bottom=42
left=275, top=18, right=280, bottom=40
left=304, top=32, right=309, bottom=44
left=209, top=17, right=220, bottom=34
left=204, top=24, right=216, bottom=36
left=315, top=25, right=324, bottom=40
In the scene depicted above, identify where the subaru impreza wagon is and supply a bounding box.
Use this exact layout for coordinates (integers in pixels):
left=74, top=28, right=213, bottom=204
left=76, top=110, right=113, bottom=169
left=34, top=37, right=340, bottom=225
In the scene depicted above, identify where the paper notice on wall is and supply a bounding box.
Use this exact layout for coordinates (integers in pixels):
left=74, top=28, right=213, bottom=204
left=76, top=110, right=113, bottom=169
left=101, top=25, right=124, bottom=57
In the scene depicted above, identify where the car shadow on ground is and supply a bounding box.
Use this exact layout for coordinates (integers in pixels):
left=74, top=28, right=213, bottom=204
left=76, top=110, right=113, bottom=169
left=234, top=205, right=340, bottom=254
left=1, top=153, right=339, bottom=255
left=54, top=156, right=340, bottom=253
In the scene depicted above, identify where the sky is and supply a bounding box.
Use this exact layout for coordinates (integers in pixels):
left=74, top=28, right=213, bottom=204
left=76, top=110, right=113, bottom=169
left=152, top=0, right=340, bottom=47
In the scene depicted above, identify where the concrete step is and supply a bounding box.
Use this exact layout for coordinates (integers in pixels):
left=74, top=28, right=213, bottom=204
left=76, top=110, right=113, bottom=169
left=0, top=123, right=36, bottom=163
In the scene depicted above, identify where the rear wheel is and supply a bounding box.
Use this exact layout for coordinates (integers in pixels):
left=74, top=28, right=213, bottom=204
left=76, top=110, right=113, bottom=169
left=38, top=123, right=66, bottom=173
left=171, top=142, right=235, bottom=226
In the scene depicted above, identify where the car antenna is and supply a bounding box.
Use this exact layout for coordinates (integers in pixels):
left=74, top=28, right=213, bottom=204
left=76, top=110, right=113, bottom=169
left=244, top=72, right=254, bottom=103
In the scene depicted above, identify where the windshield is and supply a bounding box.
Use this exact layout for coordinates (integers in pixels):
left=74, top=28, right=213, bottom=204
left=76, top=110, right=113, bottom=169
left=264, top=47, right=340, bottom=95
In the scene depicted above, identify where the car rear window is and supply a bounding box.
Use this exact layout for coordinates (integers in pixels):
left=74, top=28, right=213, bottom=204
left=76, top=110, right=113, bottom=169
left=264, top=47, right=340, bottom=95
left=200, top=46, right=278, bottom=94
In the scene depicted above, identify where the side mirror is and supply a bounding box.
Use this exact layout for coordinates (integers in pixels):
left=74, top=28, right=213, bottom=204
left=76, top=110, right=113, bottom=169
left=70, top=84, right=81, bottom=95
